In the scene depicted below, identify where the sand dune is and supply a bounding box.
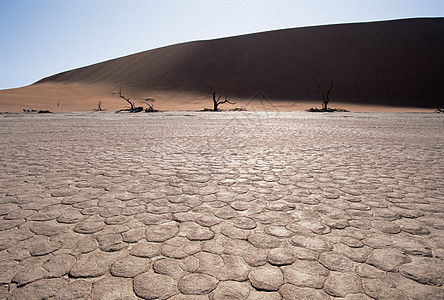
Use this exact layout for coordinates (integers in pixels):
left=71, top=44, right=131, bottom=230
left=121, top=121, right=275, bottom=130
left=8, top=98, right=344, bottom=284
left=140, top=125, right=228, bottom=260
left=1, top=18, right=442, bottom=112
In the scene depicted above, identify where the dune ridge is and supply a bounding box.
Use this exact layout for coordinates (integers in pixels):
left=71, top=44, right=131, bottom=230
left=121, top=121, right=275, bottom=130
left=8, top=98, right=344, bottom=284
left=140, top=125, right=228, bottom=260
left=1, top=18, right=443, bottom=112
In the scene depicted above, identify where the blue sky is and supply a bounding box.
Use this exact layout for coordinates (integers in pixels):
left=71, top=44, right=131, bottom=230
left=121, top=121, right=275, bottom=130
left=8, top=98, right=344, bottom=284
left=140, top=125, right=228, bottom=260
left=1, top=0, right=443, bottom=89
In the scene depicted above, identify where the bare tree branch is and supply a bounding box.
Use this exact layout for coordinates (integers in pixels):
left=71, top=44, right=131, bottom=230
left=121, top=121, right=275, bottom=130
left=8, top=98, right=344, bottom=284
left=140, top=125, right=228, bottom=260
left=219, top=96, right=236, bottom=105
left=315, top=81, right=333, bottom=111
left=326, top=80, right=334, bottom=101
left=114, top=89, right=153, bottom=113
left=209, top=87, right=236, bottom=111
left=315, top=82, right=325, bottom=101
left=117, top=88, right=135, bottom=111
left=140, top=98, right=157, bottom=112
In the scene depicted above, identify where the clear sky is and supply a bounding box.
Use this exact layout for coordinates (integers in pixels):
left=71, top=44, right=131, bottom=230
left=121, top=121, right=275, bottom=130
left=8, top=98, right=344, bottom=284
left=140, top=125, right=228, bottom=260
left=1, top=0, right=443, bottom=89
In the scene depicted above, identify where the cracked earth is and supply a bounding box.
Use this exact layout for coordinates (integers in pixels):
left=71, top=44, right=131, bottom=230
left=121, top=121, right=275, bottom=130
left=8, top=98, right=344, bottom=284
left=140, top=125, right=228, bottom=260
left=0, top=111, right=443, bottom=299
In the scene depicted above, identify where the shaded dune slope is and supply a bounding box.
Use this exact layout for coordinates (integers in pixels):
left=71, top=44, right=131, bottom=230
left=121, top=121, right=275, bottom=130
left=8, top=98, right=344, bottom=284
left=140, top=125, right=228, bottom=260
left=36, top=18, right=444, bottom=108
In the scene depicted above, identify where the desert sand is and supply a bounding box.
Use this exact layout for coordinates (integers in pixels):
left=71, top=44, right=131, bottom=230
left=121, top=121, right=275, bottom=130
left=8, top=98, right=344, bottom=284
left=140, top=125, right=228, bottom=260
left=0, top=82, right=434, bottom=113
left=1, top=18, right=443, bottom=112
left=0, top=111, right=443, bottom=299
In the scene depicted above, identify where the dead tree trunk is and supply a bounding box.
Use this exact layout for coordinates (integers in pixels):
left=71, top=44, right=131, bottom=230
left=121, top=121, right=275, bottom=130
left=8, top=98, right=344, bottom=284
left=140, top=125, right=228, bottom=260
left=210, top=87, right=235, bottom=111
left=212, top=89, right=218, bottom=111
left=118, top=89, right=135, bottom=111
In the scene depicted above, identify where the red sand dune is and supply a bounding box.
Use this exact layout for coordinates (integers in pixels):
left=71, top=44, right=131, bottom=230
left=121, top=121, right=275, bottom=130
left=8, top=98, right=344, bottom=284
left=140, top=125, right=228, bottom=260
left=1, top=18, right=443, bottom=112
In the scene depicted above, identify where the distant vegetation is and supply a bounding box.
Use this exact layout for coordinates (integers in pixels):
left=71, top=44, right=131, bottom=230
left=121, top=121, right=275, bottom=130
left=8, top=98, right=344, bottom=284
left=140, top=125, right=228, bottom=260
left=114, top=89, right=158, bottom=113
left=433, top=103, right=443, bottom=113
left=307, top=81, right=349, bottom=112
left=316, top=81, right=333, bottom=111
left=94, top=101, right=104, bottom=111
left=207, top=87, right=235, bottom=111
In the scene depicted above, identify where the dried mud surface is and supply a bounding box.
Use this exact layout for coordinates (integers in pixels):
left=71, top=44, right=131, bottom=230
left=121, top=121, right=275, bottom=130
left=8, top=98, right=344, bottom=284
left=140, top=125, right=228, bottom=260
left=0, top=111, right=443, bottom=299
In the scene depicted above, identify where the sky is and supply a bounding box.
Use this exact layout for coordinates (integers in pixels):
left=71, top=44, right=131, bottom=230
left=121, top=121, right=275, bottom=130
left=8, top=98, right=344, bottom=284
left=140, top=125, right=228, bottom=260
left=1, top=0, right=443, bottom=89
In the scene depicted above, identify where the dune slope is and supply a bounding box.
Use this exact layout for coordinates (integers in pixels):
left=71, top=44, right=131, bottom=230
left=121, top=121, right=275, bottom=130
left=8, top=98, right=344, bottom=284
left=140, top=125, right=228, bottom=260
left=2, top=18, right=443, bottom=111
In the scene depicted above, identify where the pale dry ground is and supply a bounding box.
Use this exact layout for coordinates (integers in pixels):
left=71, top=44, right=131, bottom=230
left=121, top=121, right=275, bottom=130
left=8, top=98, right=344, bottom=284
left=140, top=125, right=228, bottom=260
left=0, top=111, right=443, bottom=299
left=0, top=83, right=433, bottom=113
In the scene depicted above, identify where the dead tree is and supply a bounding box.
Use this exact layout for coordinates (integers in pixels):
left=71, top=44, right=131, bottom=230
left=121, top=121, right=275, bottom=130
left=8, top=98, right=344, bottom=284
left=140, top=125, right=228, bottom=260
left=432, top=103, right=443, bottom=113
left=315, top=81, right=333, bottom=111
left=93, top=101, right=107, bottom=111
left=113, top=89, right=144, bottom=112
left=210, top=87, right=235, bottom=111
left=117, top=88, right=136, bottom=111
left=141, top=98, right=157, bottom=112
left=96, top=101, right=103, bottom=111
